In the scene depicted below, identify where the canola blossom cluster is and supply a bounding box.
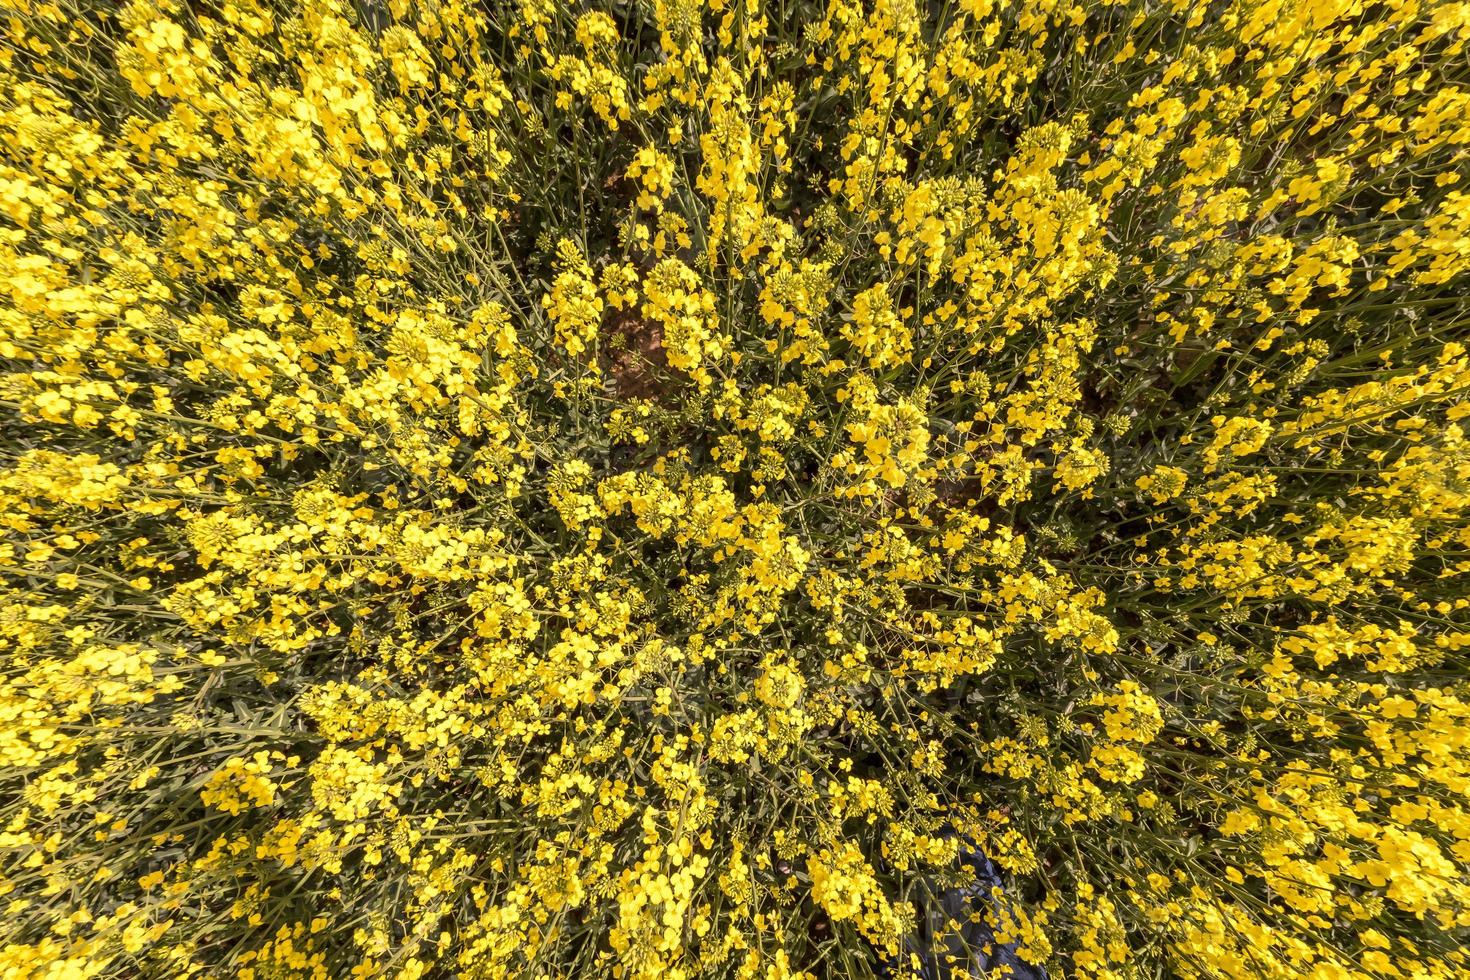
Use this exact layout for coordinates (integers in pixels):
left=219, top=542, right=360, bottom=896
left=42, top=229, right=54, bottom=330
left=3, top=0, right=1470, bottom=977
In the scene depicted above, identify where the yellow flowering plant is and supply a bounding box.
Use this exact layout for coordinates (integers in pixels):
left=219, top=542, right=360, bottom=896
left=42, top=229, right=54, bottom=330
left=3, top=0, right=1470, bottom=978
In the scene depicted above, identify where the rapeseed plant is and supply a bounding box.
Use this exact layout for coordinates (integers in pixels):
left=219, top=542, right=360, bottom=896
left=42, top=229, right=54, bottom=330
left=2, top=1, right=1470, bottom=978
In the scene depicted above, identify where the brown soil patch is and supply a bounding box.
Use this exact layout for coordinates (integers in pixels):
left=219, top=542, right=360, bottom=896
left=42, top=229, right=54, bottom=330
left=601, top=308, right=668, bottom=401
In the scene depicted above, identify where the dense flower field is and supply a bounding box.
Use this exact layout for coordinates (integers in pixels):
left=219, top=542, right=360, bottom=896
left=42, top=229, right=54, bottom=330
left=3, top=0, right=1470, bottom=977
